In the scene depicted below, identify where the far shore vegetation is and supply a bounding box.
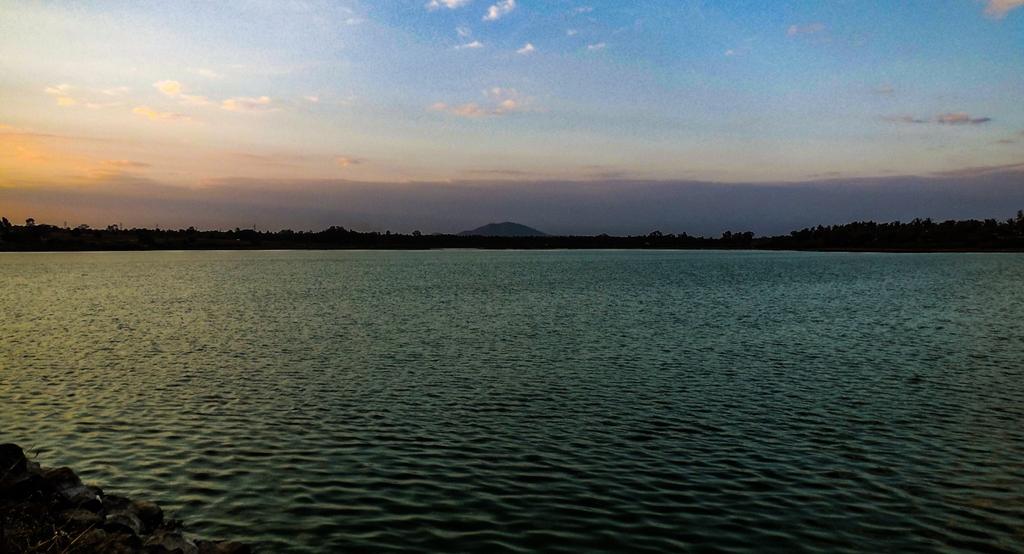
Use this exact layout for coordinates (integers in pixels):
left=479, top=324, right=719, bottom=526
left=1, top=212, right=1023, bottom=252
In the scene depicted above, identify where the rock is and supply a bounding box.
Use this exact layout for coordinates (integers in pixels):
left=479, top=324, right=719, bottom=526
left=0, top=443, right=251, bottom=554
left=60, top=507, right=106, bottom=527
left=104, top=493, right=133, bottom=511
left=0, top=443, right=28, bottom=477
left=75, top=528, right=111, bottom=550
left=73, top=529, right=141, bottom=554
left=102, top=495, right=166, bottom=536
left=106, top=508, right=145, bottom=535
left=43, top=465, right=101, bottom=509
left=145, top=528, right=199, bottom=554
left=43, top=465, right=81, bottom=487
left=132, top=499, right=165, bottom=532
left=0, top=444, right=45, bottom=500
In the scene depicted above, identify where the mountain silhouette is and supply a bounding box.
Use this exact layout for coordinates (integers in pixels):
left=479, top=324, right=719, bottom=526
left=458, top=222, right=548, bottom=237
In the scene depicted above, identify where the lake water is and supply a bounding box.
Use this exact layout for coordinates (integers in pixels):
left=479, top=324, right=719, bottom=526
left=1, top=250, right=1022, bottom=553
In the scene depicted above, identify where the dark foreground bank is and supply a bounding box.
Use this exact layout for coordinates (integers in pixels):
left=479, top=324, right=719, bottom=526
left=1, top=212, right=1024, bottom=251
left=0, top=444, right=250, bottom=554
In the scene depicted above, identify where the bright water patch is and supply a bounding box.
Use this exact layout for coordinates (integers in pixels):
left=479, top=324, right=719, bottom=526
left=1, top=250, right=1023, bottom=553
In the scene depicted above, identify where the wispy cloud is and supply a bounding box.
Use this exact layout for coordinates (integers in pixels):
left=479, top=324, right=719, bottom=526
left=132, top=106, right=192, bottom=122
left=427, top=0, right=471, bottom=10
left=457, top=25, right=472, bottom=37
left=487, top=87, right=522, bottom=114
left=567, top=29, right=579, bottom=36
left=430, top=102, right=486, bottom=117
left=44, top=84, right=122, bottom=109
left=587, top=42, right=606, bottom=51
left=153, top=80, right=211, bottom=106
left=455, top=40, right=484, bottom=50
left=154, top=80, right=183, bottom=96
left=194, top=68, right=222, bottom=79
left=984, top=0, right=1024, bottom=18
left=44, top=84, right=76, bottom=106
left=336, top=156, right=364, bottom=168
left=724, top=44, right=754, bottom=57
left=937, top=112, right=991, bottom=125
left=429, top=87, right=526, bottom=118
left=884, top=112, right=992, bottom=125
left=483, top=0, right=516, bottom=21
left=884, top=115, right=927, bottom=124
left=517, top=42, right=536, bottom=54
left=995, top=130, right=1024, bottom=143
left=85, top=159, right=153, bottom=180
left=222, top=96, right=274, bottom=113
left=787, top=23, right=826, bottom=36
left=931, top=161, right=1024, bottom=177
left=873, top=85, right=895, bottom=95
left=101, top=87, right=131, bottom=96
left=572, top=6, right=593, bottom=15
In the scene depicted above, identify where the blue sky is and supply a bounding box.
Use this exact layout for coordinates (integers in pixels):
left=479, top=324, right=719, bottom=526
left=1, top=0, right=1022, bottom=231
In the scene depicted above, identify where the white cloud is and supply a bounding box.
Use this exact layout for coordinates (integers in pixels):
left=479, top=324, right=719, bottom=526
left=154, top=80, right=183, bottom=97
left=153, top=80, right=211, bottom=106
left=457, top=25, right=472, bottom=37
left=572, top=6, right=593, bottom=15
left=455, top=40, right=484, bottom=50
left=44, top=84, right=81, bottom=107
left=985, top=0, right=1024, bottom=18
left=196, top=68, right=222, bottom=79
left=587, top=42, right=606, bottom=51
left=132, top=106, right=192, bottom=122
left=305, top=95, right=320, bottom=103
left=222, top=96, right=274, bottom=113
left=44, top=84, right=72, bottom=96
left=452, top=103, right=488, bottom=117
left=787, top=23, right=826, bottom=36
left=483, top=0, right=516, bottom=21
left=180, top=94, right=212, bottom=106
left=428, top=102, right=487, bottom=117
left=430, top=87, right=527, bottom=118
left=427, top=0, right=471, bottom=10
left=101, top=87, right=131, bottom=96
left=516, top=42, right=535, bottom=54
left=44, top=83, right=124, bottom=109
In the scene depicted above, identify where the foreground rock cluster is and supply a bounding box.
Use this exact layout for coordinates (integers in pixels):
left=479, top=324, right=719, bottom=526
left=0, top=444, right=251, bottom=553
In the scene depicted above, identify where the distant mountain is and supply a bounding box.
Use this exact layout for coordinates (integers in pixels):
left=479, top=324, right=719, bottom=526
left=458, top=222, right=548, bottom=237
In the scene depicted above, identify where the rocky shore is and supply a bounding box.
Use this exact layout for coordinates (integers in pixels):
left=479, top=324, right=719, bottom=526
left=0, top=444, right=251, bottom=553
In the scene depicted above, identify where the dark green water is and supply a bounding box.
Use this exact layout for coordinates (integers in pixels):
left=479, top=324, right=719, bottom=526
left=1, top=250, right=1022, bottom=553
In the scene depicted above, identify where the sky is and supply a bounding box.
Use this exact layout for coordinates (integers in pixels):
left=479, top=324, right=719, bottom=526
left=1, top=0, right=1023, bottom=234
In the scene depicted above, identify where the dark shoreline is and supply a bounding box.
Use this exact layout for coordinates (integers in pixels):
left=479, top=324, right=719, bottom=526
left=2, top=213, right=1023, bottom=252
left=0, top=444, right=250, bottom=553
left=1, top=247, right=1023, bottom=254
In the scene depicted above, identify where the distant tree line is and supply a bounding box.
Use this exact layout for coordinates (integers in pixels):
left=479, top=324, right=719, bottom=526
left=1, top=212, right=1023, bottom=252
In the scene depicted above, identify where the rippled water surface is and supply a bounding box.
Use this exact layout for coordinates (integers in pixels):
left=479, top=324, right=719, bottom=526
left=2, top=250, right=1023, bottom=553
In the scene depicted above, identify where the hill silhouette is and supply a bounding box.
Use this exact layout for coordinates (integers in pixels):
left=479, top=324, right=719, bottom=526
left=458, top=222, right=548, bottom=237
